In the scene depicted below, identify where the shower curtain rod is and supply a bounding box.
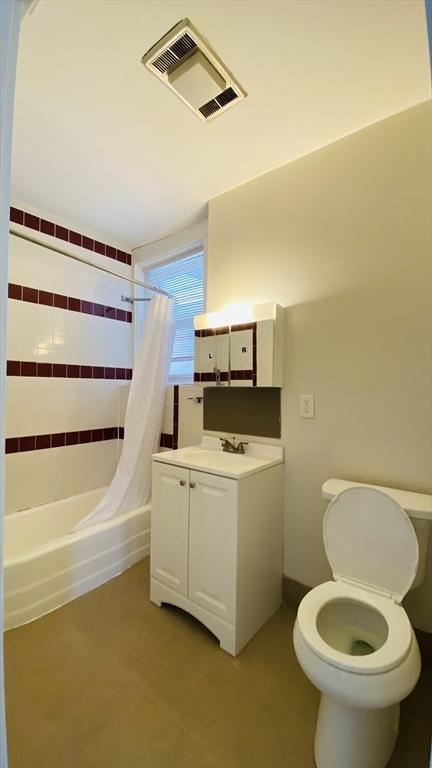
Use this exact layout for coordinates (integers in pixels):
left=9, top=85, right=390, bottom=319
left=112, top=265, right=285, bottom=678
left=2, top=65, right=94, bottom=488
left=9, top=229, right=172, bottom=298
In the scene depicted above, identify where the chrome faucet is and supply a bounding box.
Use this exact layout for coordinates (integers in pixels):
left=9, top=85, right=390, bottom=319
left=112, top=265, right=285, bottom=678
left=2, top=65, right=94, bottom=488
left=220, top=436, right=249, bottom=454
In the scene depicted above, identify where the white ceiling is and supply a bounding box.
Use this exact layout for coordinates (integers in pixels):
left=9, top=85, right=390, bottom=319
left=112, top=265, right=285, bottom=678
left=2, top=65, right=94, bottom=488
left=12, top=0, right=430, bottom=250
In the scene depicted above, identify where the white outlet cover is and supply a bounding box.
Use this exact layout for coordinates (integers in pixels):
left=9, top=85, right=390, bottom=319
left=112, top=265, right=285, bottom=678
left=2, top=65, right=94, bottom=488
left=300, top=395, right=315, bottom=418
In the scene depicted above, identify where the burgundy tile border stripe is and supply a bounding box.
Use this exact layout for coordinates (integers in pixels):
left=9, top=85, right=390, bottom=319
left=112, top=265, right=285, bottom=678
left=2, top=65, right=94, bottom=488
left=5, top=426, right=124, bottom=454
left=7, top=360, right=133, bottom=380
left=10, top=207, right=132, bottom=266
left=194, top=327, right=229, bottom=338
left=8, top=282, right=132, bottom=324
left=160, top=433, right=173, bottom=449
left=173, top=385, right=179, bottom=450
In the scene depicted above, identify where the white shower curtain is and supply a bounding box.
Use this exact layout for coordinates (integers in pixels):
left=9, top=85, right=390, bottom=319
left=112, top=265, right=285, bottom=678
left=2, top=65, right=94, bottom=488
left=76, top=294, right=174, bottom=530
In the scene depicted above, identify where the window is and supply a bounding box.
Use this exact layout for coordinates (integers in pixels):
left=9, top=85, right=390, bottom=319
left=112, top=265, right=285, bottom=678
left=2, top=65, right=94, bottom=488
left=144, top=250, right=205, bottom=384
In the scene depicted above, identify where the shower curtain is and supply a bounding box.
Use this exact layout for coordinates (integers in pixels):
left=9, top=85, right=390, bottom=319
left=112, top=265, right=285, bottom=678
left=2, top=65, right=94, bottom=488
left=76, top=294, right=174, bottom=530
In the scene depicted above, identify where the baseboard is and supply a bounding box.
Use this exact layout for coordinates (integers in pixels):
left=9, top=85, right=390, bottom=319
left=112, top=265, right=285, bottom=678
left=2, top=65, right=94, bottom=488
left=282, top=575, right=432, bottom=670
left=282, top=575, right=310, bottom=609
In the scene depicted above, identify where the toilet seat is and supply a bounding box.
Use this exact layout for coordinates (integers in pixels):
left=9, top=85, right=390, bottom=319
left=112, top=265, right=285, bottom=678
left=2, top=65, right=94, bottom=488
left=323, top=487, right=419, bottom=602
left=296, top=580, right=413, bottom=675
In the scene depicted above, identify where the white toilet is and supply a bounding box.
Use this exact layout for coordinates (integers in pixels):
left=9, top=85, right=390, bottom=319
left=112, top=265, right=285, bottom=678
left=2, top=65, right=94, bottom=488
left=293, top=479, right=432, bottom=768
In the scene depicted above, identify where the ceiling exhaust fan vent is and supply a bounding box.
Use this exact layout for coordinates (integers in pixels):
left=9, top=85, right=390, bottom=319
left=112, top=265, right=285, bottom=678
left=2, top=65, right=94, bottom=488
left=142, top=19, right=246, bottom=123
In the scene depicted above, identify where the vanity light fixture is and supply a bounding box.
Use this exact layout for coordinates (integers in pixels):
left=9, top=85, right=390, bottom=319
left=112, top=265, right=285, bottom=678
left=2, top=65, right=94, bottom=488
left=141, top=19, right=247, bottom=122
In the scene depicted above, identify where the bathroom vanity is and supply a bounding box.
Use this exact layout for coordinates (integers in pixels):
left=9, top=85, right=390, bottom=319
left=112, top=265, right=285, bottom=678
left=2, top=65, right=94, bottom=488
left=150, top=437, right=284, bottom=655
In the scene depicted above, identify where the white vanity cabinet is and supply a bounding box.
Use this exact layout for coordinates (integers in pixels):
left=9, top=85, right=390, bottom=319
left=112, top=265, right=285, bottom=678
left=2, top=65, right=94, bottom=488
left=150, top=442, right=284, bottom=655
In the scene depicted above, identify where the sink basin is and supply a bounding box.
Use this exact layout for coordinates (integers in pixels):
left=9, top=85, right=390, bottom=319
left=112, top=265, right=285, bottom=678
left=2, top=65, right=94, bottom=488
left=152, top=440, right=283, bottom=479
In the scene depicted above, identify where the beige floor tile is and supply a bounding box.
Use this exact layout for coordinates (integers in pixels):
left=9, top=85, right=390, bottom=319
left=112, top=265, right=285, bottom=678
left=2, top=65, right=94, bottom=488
left=6, top=685, right=78, bottom=768
left=8, top=623, right=140, bottom=742
left=203, top=692, right=315, bottom=768
left=5, top=559, right=431, bottom=768
left=76, top=694, right=218, bottom=768
left=388, top=668, right=432, bottom=768
left=145, top=640, right=249, bottom=739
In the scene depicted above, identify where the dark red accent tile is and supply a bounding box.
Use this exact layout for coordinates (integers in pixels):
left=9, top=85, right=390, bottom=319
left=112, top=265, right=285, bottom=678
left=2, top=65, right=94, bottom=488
left=126, top=312, right=132, bottom=324
left=104, top=367, right=115, bottom=379
left=105, top=306, right=116, bottom=320
left=36, top=434, right=51, bottom=450
left=126, top=254, right=132, bottom=267
left=79, top=430, right=92, bottom=444
left=53, top=364, right=67, bottom=377
left=20, top=435, right=36, bottom=452
left=194, top=372, right=200, bottom=382
left=69, top=231, right=82, bottom=246
left=37, top=362, right=52, bottom=377
left=8, top=283, right=22, bottom=300
left=24, top=213, right=40, bottom=231
left=92, top=428, right=104, bottom=442
left=93, top=303, right=105, bottom=317
left=81, top=300, right=94, bottom=315
left=118, top=427, right=124, bottom=439
left=21, top=361, right=37, bottom=376
left=106, top=245, right=116, bottom=260
left=5, top=437, right=19, bottom=454
left=67, top=365, right=80, bottom=378
left=103, top=427, right=116, bottom=441
left=160, top=433, right=173, bottom=449
left=82, top=236, right=94, bottom=251
left=126, top=369, right=133, bottom=380
left=39, top=290, right=54, bottom=306
left=116, top=308, right=126, bottom=322
left=7, top=360, right=20, bottom=376
left=81, top=365, right=93, bottom=378
left=54, top=293, right=68, bottom=309
left=116, top=250, right=127, bottom=264
left=94, top=241, right=105, bottom=255
left=10, top=207, right=24, bottom=225
left=68, top=297, right=81, bottom=312
left=66, top=431, right=79, bottom=446
left=22, top=286, right=38, bottom=304
left=93, top=366, right=104, bottom=379
left=55, top=225, right=69, bottom=241
left=52, top=432, right=66, bottom=448
left=115, top=368, right=125, bottom=380
left=112, top=427, right=119, bottom=439
left=40, top=219, right=55, bottom=236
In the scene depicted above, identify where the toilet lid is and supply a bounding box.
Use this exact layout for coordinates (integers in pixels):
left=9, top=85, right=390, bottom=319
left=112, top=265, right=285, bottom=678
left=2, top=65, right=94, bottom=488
left=323, top=487, right=418, bottom=603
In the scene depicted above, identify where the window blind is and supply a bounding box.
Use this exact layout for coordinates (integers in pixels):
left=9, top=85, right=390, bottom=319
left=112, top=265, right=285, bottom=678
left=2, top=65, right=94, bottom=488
left=145, top=251, right=205, bottom=384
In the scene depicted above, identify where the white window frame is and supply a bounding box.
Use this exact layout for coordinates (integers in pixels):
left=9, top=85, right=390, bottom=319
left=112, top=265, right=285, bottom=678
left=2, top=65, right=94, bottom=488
left=133, top=238, right=207, bottom=385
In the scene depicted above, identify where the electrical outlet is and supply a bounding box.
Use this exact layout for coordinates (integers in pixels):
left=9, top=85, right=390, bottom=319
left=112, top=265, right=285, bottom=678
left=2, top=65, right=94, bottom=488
left=300, top=395, right=315, bottom=418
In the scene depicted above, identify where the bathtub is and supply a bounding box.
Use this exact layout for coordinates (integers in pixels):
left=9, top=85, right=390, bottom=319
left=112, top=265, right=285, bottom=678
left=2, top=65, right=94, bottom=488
left=4, top=487, right=150, bottom=630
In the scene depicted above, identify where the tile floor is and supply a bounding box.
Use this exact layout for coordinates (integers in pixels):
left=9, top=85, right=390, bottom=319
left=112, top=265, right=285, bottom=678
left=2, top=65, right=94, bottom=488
left=4, top=559, right=431, bottom=768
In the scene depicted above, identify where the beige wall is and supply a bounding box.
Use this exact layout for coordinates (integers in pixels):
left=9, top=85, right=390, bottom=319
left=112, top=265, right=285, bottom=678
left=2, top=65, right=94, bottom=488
left=207, top=101, right=432, bottom=631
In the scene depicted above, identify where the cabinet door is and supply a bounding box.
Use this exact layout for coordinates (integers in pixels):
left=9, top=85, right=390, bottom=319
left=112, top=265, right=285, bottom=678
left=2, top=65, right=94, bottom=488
left=151, top=462, right=190, bottom=596
left=188, top=470, right=237, bottom=623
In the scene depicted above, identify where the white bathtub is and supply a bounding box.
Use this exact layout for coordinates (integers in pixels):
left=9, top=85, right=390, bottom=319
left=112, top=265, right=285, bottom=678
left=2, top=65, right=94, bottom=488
left=4, top=487, right=150, bottom=630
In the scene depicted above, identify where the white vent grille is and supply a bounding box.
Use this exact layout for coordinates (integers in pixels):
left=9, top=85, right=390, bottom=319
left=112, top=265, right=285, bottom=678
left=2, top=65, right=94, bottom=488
left=142, top=19, right=246, bottom=123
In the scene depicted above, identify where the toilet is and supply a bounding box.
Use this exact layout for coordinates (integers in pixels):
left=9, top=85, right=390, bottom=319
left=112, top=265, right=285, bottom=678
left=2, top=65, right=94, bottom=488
left=293, top=479, right=432, bottom=768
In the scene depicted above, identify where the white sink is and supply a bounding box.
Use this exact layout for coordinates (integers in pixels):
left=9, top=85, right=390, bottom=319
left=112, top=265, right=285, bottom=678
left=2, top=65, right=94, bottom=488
left=152, top=438, right=283, bottom=479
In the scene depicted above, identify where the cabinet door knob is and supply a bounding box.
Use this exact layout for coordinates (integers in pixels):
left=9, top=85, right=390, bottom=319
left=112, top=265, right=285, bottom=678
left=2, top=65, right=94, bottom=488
left=189, top=482, right=196, bottom=489
left=179, top=480, right=186, bottom=486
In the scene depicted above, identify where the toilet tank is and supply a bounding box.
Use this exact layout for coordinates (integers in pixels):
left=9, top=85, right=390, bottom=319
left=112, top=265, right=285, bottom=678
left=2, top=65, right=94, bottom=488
left=322, top=479, right=432, bottom=591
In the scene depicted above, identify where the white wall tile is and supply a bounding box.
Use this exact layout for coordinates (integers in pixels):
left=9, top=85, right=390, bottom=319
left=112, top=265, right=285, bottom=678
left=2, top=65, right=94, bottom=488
left=5, top=379, right=125, bottom=437
left=161, top=386, right=174, bottom=433
left=178, top=385, right=203, bottom=448
left=5, top=441, right=120, bottom=514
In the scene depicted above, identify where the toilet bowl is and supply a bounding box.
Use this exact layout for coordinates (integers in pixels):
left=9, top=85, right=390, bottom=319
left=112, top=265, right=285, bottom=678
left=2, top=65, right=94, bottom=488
left=293, top=483, right=431, bottom=768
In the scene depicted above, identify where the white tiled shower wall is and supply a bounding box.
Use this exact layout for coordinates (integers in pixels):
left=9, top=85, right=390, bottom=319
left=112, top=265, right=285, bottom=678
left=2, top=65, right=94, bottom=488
left=6, top=210, right=133, bottom=514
